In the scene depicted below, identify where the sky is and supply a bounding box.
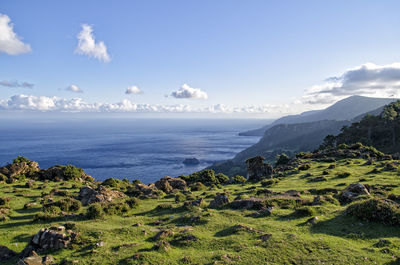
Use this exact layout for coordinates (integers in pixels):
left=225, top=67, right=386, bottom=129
left=1, top=0, right=400, bottom=117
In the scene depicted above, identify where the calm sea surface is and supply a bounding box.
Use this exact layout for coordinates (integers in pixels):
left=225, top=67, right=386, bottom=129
left=0, top=117, right=267, bottom=183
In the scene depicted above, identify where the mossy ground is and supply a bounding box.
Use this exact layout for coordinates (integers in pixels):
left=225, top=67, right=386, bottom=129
left=1, top=158, right=400, bottom=264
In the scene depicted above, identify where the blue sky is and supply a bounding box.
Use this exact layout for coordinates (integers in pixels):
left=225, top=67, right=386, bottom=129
left=1, top=0, right=400, bottom=116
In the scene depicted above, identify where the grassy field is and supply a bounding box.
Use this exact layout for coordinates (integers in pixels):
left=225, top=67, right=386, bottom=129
left=1, top=155, right=400, bottom=264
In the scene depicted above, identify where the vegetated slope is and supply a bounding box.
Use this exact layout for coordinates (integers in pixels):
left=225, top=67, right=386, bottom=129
left=1, top=144, right=400, bottom=264
left=324, top=100, right=400, bottom=155
left=240, top=96, right=397, bottom=136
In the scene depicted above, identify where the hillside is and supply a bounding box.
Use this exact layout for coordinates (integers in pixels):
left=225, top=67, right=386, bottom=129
left=1, top=144, right=400, bottom=264
left=240, top=96, right=397, bottom=136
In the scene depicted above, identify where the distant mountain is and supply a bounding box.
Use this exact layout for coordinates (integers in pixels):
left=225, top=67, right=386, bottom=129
left=240, top=96, right=397, bottom=136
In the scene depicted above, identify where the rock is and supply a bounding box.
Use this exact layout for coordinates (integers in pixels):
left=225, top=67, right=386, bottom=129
left=42, top=255, right=55, bottom=265
left=185, top=198, right=204, bottom=207
left=246, top=156, right=273, bottom=182
left=209, top=195, right=230, bottom=208
left=153, top=240, right=171, bottom=251
left=259, top=233, right=272, bottom=242
left=249, top=207, right=273, bottom=218
left=18, top=251, right=43, bottom=265
left=231, top=224, right=263, bottom=234
left=77, top=185, right=126, bottom=206
left=154, top=176, right=187, bottom=193
left=307, top=216, right=319, bottom=225
left=230, top=198, right=265, bottom=210
left=95, top=241, right=104, bottom=248
left=134, top=183, right=158, bottom=197
left=25, top=179, right=36, bottom=188
left=183, top=158, right=200, bottom=165
left=284, top=190, right=301, bottom=197
left=309, top=176, right=327, bottom=182
left=153, top=229, right=174, bottom=241
left=0, top=161, right=39, bottom=178
left=0, top=245, right=17, bottom=262
left=339, top=183, right=370, bottom=204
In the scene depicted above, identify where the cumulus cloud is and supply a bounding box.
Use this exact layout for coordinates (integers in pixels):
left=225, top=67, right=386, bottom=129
left=65, top=84, right=83, bottom=93
left=302, top=63, right=400, bottom=105
left=0, top=80, right=34, bottom=88
left=0, top=94, right=290, bottom=115
left=170, top=84, right=208, bottom=99
left=0, top=14, right=31, bottom=55
left=125, top=86, right=143, bottom=95
left=75, top=24, right=110, bottom=63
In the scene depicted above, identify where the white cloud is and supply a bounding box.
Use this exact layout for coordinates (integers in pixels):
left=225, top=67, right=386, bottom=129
left=0, top=94, right=291, bottom=115
left=125, top=86, right=143, bottom=95
left=65, top=84, right=83, bottom=93
left=170, top=84, right=208, bottom=99
left=0, top=80, right=33, bottom=88
left=0, top=14, right=31, bottom=55
left=75, top=24, right=110, bottom=63
left=301, top=62, right=400, bottom=105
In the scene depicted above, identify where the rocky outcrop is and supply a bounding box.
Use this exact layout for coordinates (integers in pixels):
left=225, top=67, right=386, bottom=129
left=77, top=186, right=126, bottom=206
left=0, top=161, right=39, bottom=179
left=339, top=183, right=370, bottom=204
left=37, top=165, right=93, bottom=182
left=154, top=176, right=187, bottom=193
left=133, top=183, right=159, bottom=198
left=17, top=251, right=55, bottom=265
left=246, top=156, right=273, bottom=182
left=209, top=195, right=230, bottom=208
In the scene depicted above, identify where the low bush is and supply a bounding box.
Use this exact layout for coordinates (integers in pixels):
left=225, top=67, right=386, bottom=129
left=175, top=193, right=186, bottom=203
left=86, top=203, right=104, bottom=219
left=190, top=182, right=207, bottom=191
left=261, top=179, right=279, bottom=187
left=232, top=175, right=246, bottom=184
left=126, top=197, right=140, bottom=208
left=336, top=172, right=351, bottom=178
left=346, top=198, right=400, bottom=225
left=215, top=173, right=229, bottom=184
left=294, top=206, right=316, bottom=217
left=104, top=202, right=130, bottom=215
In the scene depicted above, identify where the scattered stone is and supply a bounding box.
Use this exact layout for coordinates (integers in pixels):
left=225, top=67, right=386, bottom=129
left=153, top=240, right=171, bottom=251
left=339, top=183, right=370, bottom=204
left=229, top=198, right=265, bottom=210
left=77, top=185, right=126, bottom=206
left=95, top=241, right=104, bottom=248
left=307, top=216, right=319, bottom=225
left=209, top=195, right=230, bottom=208
left=259, top=233, right=272, bottom=242
left=185, top=198, right=204, bottom=207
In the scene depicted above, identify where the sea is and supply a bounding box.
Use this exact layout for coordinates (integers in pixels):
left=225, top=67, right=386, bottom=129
left=0, top=116, right=268, bottom=183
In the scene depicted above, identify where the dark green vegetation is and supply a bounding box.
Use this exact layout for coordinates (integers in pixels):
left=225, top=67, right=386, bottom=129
left=210, top=98, right=400, bottom=177
left=1, top=142, right=400, bottom=264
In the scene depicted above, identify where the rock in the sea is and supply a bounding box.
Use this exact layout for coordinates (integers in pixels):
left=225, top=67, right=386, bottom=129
left=183, top=158, right=200, bottom=165
left=155, top=176, right=187, bottom=193
left=77, top=185, right=126, bottom=206
left=246, top=156, right=273, bottom=182
left=209, top=194, right=230, bottom=208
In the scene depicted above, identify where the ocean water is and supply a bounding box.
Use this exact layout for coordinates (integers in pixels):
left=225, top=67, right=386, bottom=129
left=0, top=117, right=267, bottom=183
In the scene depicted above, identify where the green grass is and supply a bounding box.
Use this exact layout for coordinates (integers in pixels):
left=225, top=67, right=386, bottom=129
left=1, top=157, right=400, bottom=264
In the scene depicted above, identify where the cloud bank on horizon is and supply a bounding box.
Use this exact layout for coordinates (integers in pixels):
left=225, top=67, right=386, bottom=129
left=0, top=14, right=31, bottom=55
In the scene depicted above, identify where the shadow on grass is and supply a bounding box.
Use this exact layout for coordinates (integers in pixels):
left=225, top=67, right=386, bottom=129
left=133, top=205, right=186, bottom=218
left=12, top=233, right=32, bottom=243
left=310, top=214, right=400, bottom=239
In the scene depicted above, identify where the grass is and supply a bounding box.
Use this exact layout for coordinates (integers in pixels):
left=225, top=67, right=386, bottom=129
left=1, top=157, right=400, bottom=264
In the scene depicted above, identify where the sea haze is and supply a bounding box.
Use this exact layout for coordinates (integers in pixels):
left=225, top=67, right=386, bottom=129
left=0, top=116, right=269, bottom=183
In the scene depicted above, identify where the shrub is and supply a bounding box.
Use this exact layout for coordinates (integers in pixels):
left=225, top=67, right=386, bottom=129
left=182, top=169, right=218, bottom=185
left=298, top=164, right=311, bottom=171
left=86, top=203, right=104, bottom=219
left=261, top=179, right=279, bottom=187
left=232, top=175, right=246, bottom=184
left=276, top=154, right=290, bottom=166
left=346, top=198, right=400, bottom=225
left=190, top=182, right=207, bottom=191
left=102, top=178, right=121, bottom=188
left=156, top=204, right=173, bottom=210
left=104, top=202, right=130, bottom=215
left=215, top=173, right=229, bottom=184
left=13, top=156, right=31, bottom=164
left=63, top=165, right=83, bottom=180
left=43, top=205, right=61, bottom=215
left=126, top=197, right=140, bottom=208
left=0, top=197, right=11, bottom=206
left=336, top=172, right=351, bottom=178
left=175, top=193, right=186, bottom=203
left=33, top=212, right=54, bottom=222
left=0, top=173, right=7, bottom=182
left=55, top=198, right=81, bottom=212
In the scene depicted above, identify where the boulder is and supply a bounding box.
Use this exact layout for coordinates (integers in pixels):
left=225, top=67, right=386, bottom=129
left=17, top=251, right=55, bottom=265
left=77, top=185, right=126, bottom=206
left=31, top=227, right=71, bottom=250
left=155, top=176, right=187, bottom=193
left=0, top=161, right=39, bottom=178
left=246, top=156, right=273, bottom=182
left=229, top=198, right=264, bottom=210
left=339, top=183, right=370, bottom=204
left=0, top=245, right=17, bottom=262
left=209, top=195, right=230, bottom=208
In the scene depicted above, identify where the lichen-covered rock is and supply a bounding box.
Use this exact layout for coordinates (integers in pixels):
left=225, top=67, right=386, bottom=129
left=155, top=176, right=187, bottom=193
left=246, top=156, right=273, bottom=182
left=0, top=245, right=17, bottom=262
left=77, top=185, right=126, bottom=206
left=229, top=198, right=265, bottom=210
left=209, top=195, right=230, bottom=208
